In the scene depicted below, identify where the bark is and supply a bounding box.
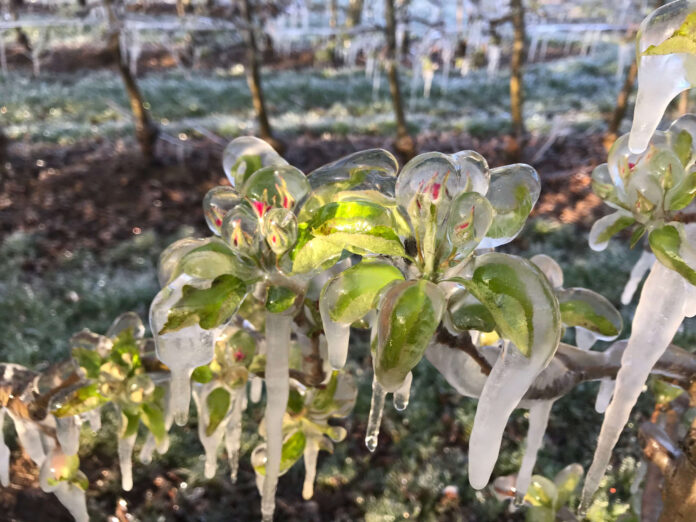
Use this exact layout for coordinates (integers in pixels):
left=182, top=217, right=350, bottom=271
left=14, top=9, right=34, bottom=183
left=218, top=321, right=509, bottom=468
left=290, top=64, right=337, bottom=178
left=508, top=0, right=526, bottom=160
left=384, top=0, right=415, bottom=160
left=103, top=0, right=158, bottom=162
left=347, top=0, right=363, bottom=28
left=240, top=0, right=281, bottom=151
left=605, top=59, right=638, bottom=151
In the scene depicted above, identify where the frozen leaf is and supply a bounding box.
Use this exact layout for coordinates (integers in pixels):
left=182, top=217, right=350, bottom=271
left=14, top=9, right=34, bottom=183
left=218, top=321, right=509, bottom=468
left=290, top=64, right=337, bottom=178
left=649, top=222, right=696, bottom=285
left=557, top=288, right=623, bottom=339
left=252, top=429, right=306, bottom=476
left=191, top=365, right=213, bottom=383
left=262, top=208, right=298, bottom=256
left=446, top=289, right=496, bottom=333
left=588, top=211, right=635, bottom=252
left=52, top=383, right=108, bottom=418
left=157, top=237, right=212, bottom=286
left=446, top=192, right=493, bottom=261
left=222, top=136, right=288, bottom=187
left=242, top=165, right=310, bottom=217
left=265, top=285, right=297, bottom=314
left=451, top=150, right=490, bottom=195
left=221, top=203, right=263, bottom=261
left=554, top=463, right=583, bottom=508
left=375, top=280, right=445, bottom=392
left=160, top=274, right=249, bottom=333
left=140, top=403, right=167, bottom=446
left=643, top=11, right=696, bottom=56
left=480, top=164, right=540, bottom=249
left=205, top=387, right=231, bottom=436
left=530, top=254, right=564, bottom=289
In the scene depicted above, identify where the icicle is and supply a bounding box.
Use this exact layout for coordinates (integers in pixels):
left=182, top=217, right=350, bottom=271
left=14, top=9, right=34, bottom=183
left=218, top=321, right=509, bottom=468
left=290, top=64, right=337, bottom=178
left=302, top=437, right=319, bottom=500
left=621, top=250, right=655, bottom=305
left=515, top=400, right=553, bottom=502
left=393, top=372, right=413, bottom=411
left=575, top=327, right=598, bottom=351
left=12, top=416, right=46, bottom=466
left=0, top=410, right=9, bottom=487
left=193, top=383, right=231, bottom=480
left=319, top=295, right=351, bottom=370
left=53, top=483, right=89, bottom=522
left=468, top=339, right=556, bottom=490
left=225, top=388, right=245, bottom=482
left=250, top=376, right=263, bottom=403
left=595, top=380, right=615, bottom=414
left=579, top=261, right=692, bottom=512
left=55, top=416, right=80, bottom=456
left=139, top=434, right=157, bottom=465
left=365, top=375, right=387, bottom=452
left=118, top=433, right=137, bottom=491
left=261, top=312, right=291, bottom=522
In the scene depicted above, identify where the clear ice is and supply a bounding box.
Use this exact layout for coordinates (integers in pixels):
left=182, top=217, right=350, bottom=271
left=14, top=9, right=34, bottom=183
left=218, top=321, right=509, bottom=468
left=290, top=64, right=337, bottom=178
left=580, top=260, right=696, bottom=511
left=225, top=388, right=245, bottom=482
left=55, top=416, right=80, bottom=456
left=515, top=400, right=553, bottom=502
left=621, top=250, right=655, bottom=305
left=393, top=372, right=413, bottom=411
left=365, top=375, right=387, bottom=452
left=118, top=432, right=137, bottom=491
left=302, top=437, right=319, bottom=500
left=261, top=312, right=291, bottom=522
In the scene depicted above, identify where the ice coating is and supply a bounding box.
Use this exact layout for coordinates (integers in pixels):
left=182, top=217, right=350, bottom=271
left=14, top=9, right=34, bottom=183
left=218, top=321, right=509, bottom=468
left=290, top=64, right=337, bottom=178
left=580, top=261, right=696, bottom=511
left=260, top=312, right=291, bottom=522
left=393, top=372, right=413, bottom=411
left=574, top=327, right=598, bottom=351
left=629, top=0, right=696, bottom=154
left=55, top=416, right=80, bottom=456
left=150, top=275, right=216, bottom=426
left=589, top=211, right=633, bottom=252
left=156, top=237, right=210, bottom=287
left=621, top=250, right=655, bottom=305
left=39, top=448, right=89, bottom=522
left=595, top=380, right=615, bottom=414
left=319, top=294, right=351, bottom=370
left=203, top=186, right=242, bottom=235
left=54, top=483, right=89, bottom=522
left=250, top=376, right=263, bottom=403
left=467, top=254, right=561, bottom=490
left=530, top=254, right=564, bottom=289
left=515, top=400, right=553, bottom=502
left=12, top=415, right=47, bottom=466
left=0, top=410, right=9, bottom=487
left=451, top=150, right=490, bottom=195
left=222, top=136, right=288, bottom=188
left=118, top=432, right=137, bottom=491
left=365, top=375, right=387, bottom=452
left=302, top=437, right=319, bottom=500
left=192, top=383, right=229, bottom=479
left=83, top=408, right=101, bottom=432
left=225, top=388, right=245, bottom=482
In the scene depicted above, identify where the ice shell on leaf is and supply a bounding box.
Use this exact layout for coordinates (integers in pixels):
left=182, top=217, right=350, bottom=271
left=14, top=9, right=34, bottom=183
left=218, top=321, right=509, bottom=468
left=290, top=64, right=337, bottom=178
left=374, top=280, right=445, bottom=392
left=203, top=186, right=242, bottom=235
left=591, top=164, right=625, bottom=211
left=556, top=288, right=623, bottom=340
left=668, top=114, right=696, bottom=165
left=262, top=208, right=298, bottom=256
left=106, top=312, right=145, bottom=340
left=221, top=203, right=262, bottom=261
left=588, top=211, right=635, bottom=252
left=242, top=165, right=310, bottom=218
left=478, top=164, right=540, bottom=249
left=451, top=150, right=490, bottom=195
left=446, top=289, right=496, bottom=333
left=222, top=136, right=288, bottom=188
left=157, top=237, right=211, bottom=286
left=251, top=429, right=306, bottom=477
left=446, top=192, right=494, bottom=261
left=530, top=254, right=563, bottom=289
left=395, top=152, right=464, bottom=234
left=649, top=221, right=696, bottom=286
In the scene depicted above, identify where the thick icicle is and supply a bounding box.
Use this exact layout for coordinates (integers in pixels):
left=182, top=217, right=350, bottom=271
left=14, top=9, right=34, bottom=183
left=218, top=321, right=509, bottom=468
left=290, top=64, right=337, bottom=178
left=53, top=483, right=89, bottom=522
left=118, top=433, right=137, bottom=491
left=621, top=250, right=655, bottom=305
left=319, top=295, right=351, bottom=370
left=595, top=380, right=615, bottom=414
left=302, top=437, right=319, bottom=500
left=55, top=416, right=80, bottom=456
left=139, top=434, right=157, bottom=465
left=193, top=383, right=231, bottom=479
left=515, top=400, right=553, bottom=502
left=83, top=408, right=101, bottom=432
left=225, top=388, right=245, bottom=482
left=393, top=372, right=413, bottom=411
left=580, top=261, right=693, bottom=512
left=261, top=311, right=291, bottom=522
left=12, top=416, right=46, bottom=466
left=0, top=410, right=9, bottom=486
left=365, top=375, right=387, bottom=452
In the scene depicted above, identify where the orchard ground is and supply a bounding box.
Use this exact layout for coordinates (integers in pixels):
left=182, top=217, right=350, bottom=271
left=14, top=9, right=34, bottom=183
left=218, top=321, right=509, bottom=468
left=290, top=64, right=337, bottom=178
left=3, top=34, right=696, bottom=521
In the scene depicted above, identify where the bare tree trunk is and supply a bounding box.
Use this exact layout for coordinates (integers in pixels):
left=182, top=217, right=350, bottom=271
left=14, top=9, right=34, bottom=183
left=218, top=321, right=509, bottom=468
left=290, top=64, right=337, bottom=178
left=604, top=59, right=637, bottom=151
left=347, top=0, right=363, bottom=28
left=509, top=0, right=526, bottom=160
left=103, top=0, right=158, bottom=162
left=240, top=0, right=280, bottom=151
left=384, top=0, right=415, bottom=160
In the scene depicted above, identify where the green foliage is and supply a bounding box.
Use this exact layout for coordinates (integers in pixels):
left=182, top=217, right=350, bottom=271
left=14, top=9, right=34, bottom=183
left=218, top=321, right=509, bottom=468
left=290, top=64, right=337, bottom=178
left=644, top=11, right=696, bottom=56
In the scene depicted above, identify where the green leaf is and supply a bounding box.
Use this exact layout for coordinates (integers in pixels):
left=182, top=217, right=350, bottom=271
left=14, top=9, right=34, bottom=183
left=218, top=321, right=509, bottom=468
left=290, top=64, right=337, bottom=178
left=525, top=475, right=558, bottom=509
left=322, top=261, right=404, bottom=324
left=205, top=387, right=231, bottom=436
left=232, top=154, right=264, bottom=185
left=375, top=280, right=445, bottom=391
left=630, top=225, right=647, bottom=248
left=553, top=463, right=584, bottom=509
left=674, top=129, right=693, bottom=166
left=248, top=354, right=266, bottom=375
left=292, top=201, right=405, bottom=273
left=456, top=253, right=560, bottom=358
left=265, top=285, right=297, bottom=313
left=287, top=388, right=305, bottom=415
left=160, top=274, right=249, bottom=333
left=140, top=402, right=167, bottom=445
left=52, top=383, right=109, bottom=417
left=120, top=409, right=141, bottom=438
left=179, top=244, right=254, bottom=281
left=71, top=347, right=102, bottom=379
left=644, top=12, right=696, bottom=56
left=191, top=365, right=213, bottom=383
left=446, top=290, right=496, bottom=333
left=254, top=430, right=307, bottom=476
left=595, top=215, right=635, bottom=244
left=650, top=377, right=686, bottom=405
left=557, top=288, right=622, bottom=338
left=649, top=223, right=696, bottom=285
left=310, top=371, right=339, bottom=413
left=226, top=330, right=257, bottom=368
